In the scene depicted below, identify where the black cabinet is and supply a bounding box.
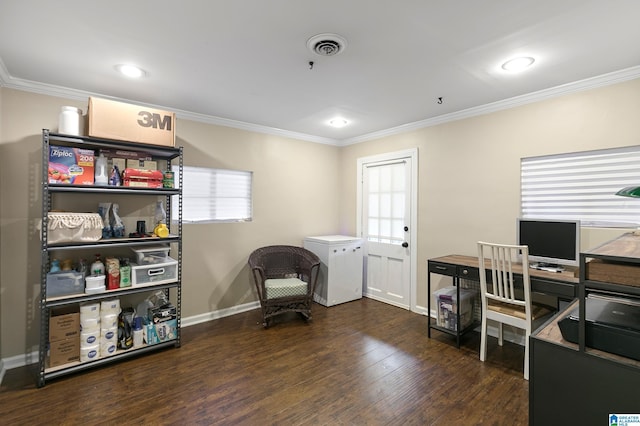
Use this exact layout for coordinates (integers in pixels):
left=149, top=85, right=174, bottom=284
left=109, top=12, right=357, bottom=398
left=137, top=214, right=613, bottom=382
left=530, top=233, right=640, bottom=425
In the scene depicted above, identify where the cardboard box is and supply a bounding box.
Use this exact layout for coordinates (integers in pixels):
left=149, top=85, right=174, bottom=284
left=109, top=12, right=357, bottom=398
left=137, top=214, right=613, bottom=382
left=50, top=306, right=80, bottom=342
left=585, top=258, right=640, bottom=288
left=144, top=318, right=177, bottom=345
left=111, top=157, right=126, bottom=173
left=122, top=168, right=164, bottom=188
left=126, top=159, right=158, bottom=171
left=99, top=149, right=152, bottom=161
left=49, top=338, right=80, bottom=367
left=87, top=97, right=175, bottom=147
left=48, top=145, right=95, bottom=185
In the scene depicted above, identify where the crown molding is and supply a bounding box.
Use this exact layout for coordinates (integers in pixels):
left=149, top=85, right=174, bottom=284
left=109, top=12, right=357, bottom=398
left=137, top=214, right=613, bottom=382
left=2, top=56, right=639, bottom=147
left=340, top=65, right=640, bottom=146
left=0, top=57, right=339, bottom=146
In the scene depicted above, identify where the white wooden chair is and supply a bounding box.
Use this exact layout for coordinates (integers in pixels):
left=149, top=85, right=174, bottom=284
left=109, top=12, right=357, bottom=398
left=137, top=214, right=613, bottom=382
left=477, top=241, right=550, bottom=380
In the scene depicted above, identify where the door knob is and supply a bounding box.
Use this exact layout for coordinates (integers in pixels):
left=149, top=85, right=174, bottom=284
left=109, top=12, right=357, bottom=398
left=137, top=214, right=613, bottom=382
left=402, top=242, right=409, bottom=248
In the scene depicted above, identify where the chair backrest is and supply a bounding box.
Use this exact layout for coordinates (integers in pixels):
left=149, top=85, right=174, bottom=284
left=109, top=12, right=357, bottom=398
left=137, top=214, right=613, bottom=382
left=248, top=245, right=319, bottom=278
left=477, top=241, right=532, bottom=320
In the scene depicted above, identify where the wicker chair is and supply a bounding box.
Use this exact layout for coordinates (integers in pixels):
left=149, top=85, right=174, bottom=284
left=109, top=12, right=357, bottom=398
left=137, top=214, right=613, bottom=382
left=248, top=245, right=321, bottom=328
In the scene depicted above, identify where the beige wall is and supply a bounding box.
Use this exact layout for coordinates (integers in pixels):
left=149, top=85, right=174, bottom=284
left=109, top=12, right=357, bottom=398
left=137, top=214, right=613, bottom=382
left=0, top=88, right=341, bottom=359
left=340, top=78, right=640, bottom=307
left=1, top=78, right=640, bottom=361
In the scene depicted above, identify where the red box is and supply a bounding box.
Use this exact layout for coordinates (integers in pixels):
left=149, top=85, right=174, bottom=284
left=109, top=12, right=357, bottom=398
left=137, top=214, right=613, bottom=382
left=48, top=146, right=95, bottom=185
left=122, top=168, right=164, bottom=188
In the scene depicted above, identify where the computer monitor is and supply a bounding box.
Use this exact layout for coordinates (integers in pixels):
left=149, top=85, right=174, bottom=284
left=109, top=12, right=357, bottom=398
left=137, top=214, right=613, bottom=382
left=516, top=218, right=581, bottom=270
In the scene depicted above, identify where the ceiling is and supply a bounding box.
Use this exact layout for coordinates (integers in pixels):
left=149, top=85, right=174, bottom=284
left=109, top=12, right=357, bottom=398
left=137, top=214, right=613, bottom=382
left=1, top=1, right=640, bottom=145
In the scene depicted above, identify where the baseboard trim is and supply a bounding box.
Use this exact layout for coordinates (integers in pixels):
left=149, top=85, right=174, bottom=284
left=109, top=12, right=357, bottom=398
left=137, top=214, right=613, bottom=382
left=362, top=292, right=410, bottom=311
left=0, top=301, right=261, bottom=386
left=180, top=301, right=260, bottom=327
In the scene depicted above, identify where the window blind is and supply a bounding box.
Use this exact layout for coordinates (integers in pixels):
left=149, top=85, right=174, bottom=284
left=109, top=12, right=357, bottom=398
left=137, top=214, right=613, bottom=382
left=521, top=146, right=640, bottom=227
left=173, top=166, right=252, bottom=223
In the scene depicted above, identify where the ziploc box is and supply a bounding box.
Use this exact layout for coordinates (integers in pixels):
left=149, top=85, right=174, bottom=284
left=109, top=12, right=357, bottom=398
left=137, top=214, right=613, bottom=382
left=48, top=145, right=95, bottom=185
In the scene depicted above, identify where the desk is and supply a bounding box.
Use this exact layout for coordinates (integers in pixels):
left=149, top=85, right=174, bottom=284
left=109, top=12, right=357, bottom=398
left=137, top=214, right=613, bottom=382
left=427, top=255, right=579, bottom=346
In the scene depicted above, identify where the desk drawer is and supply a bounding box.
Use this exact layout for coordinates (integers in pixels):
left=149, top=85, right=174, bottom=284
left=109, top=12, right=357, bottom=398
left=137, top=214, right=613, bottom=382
left=457, top=266, right=479, bottom=281
left=429, top=262, right=456, bottom=277
left=531, top=278, right=576, bottom=299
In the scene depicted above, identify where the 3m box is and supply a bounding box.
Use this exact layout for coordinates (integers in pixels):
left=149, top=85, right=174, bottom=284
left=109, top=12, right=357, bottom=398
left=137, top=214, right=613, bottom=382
left=50, top=306, right=80, bottom=342
left=49, top=338, right=80, bottom=367
left=48, top=145, right=95, bottom=185
left=87, top=97, right=175, bottom=147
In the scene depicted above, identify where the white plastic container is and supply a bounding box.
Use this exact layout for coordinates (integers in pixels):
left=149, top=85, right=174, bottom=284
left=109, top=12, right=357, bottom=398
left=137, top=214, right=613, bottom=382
left=85, top=285, right=106, bottom=294
left=85, top=275, right=105, bottom=291
left=58, top=106, right=83, bottom=136
left=131, top=246, right=171, bottom=265
left=133, top=328, right=144, bottom=348
left=80, top=344, right=100, bottom=362
left=131, top=258, right=178, bottom=286
left=94, top=152, right=108, bottom=185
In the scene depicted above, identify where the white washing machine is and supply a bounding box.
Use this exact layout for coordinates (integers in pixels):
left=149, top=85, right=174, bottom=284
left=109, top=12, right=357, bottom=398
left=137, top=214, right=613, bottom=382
left=303, top=235, right=364, bottom=307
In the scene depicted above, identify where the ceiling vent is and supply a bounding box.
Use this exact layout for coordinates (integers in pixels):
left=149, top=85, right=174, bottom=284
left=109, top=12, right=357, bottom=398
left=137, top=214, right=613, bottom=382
left=307, top=33, right=348, bottom=57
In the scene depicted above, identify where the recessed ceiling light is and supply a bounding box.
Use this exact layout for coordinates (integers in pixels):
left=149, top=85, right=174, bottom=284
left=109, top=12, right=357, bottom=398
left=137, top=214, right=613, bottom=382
left=501, top=56, right=535, bottom=72
left=328, top=117, right=349, bottom=128
left=115, top=64, right=146, bottom=78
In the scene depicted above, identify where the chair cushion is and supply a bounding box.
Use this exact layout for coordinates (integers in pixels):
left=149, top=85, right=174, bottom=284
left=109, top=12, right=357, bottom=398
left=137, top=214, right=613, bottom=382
left=265, top=278, right=308, bottom=299
left=487, top=300, right=552, bottom=320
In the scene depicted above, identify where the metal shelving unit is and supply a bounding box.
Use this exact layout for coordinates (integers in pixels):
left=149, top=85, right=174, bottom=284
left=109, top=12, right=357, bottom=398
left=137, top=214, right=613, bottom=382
left=38, top=129, right=183, bottom=387
left=529, top=233, right=640, bottom=425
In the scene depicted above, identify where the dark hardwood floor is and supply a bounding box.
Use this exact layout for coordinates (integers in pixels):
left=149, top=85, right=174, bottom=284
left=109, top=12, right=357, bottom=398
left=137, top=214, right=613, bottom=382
left=0, top=299, right=529, bottom=425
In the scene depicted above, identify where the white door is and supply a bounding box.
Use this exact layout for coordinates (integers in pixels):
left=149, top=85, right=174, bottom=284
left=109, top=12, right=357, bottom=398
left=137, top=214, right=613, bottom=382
left=357, top=149, right=417, bottom=311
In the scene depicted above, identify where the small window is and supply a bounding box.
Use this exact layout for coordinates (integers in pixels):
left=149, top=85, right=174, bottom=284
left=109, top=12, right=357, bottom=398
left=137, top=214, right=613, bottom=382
left=521, top=146, right=640, bottom=227
left=172, top=166, right=252, bottom=223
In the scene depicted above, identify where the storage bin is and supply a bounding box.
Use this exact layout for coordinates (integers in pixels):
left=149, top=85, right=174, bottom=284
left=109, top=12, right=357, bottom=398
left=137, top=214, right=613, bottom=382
left=47, top=212, right=103, bottom=244
left=434, top=286, right=475, bottom=331
left=85, top=274, right=105, bottom=291
left=46, top=271, right=84, bottom=297
left=131, top=246, right=171, bottom=265
left=131, top=258, right=178, bottom=286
